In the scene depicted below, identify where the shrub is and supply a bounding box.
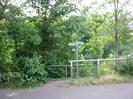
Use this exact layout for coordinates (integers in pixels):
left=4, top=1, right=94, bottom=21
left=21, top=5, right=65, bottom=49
left=99, top=61, right=113, bottom=75
left=17, top=53, right=47, bottom=87
left=115, top=60, right=133, bottom=75
left=1, top=72, right=15, bottom=82
left=100, top=65, right=111, bottom=75
left=45, top=66, right=66, bottom=78
left=1, top=53, right=48, bottom=88
left=79, top=63, right=97, bottom=77
left=44, top=52, right=67, bottom=78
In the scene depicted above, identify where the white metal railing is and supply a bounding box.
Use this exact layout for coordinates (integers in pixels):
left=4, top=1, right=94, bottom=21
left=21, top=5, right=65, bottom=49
left=69, top=57, right=132, bottom=78
left=46, top=57, right=133, bottom=81
left=69, top=57, right=129, bottom=63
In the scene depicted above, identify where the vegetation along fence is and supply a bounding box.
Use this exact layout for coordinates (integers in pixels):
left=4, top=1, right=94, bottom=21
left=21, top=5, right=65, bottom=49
left=69, top=57, right=133, bottom=79
left=46, top=57, right=133, bottom=81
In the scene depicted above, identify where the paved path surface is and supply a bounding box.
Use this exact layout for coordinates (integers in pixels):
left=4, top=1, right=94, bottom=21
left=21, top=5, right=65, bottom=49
left=0, top=81, right=133, bottom=99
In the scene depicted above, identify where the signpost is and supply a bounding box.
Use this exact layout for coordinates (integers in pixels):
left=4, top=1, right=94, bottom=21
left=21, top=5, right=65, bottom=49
left=68, top=40, right=84, bottom=78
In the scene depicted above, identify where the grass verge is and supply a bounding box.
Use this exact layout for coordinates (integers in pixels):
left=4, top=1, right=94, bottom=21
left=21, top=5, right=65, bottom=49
left=68, top=74, right=133, bottom=86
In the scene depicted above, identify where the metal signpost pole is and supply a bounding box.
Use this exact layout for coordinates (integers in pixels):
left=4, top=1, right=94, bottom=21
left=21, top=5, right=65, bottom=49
left=76, top=41, right=79, bottom=78
left=68, top=41, right=84, bottom=79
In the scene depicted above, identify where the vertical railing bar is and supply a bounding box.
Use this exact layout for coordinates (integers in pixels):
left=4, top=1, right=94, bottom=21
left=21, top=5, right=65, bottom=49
left=70, top=61, right=73, bottom=78
left=97, top=59, right=100, bottom=77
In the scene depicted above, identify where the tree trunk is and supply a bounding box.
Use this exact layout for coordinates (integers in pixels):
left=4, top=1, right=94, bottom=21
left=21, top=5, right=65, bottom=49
left=114, top=0, right=119, bottom=59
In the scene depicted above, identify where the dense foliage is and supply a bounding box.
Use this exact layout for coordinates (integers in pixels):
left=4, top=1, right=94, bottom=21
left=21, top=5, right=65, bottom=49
left=115, top=60, right=133, bottom=75
left=0, top=0, right=133, bottom=87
